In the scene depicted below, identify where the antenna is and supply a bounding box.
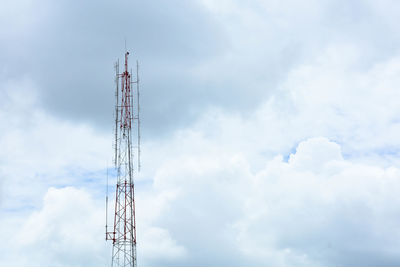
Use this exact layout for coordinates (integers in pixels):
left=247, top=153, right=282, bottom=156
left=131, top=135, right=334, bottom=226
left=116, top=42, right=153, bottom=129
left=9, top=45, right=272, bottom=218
left=114, top=60, right=119, bottom=167
left=105, top=165, right=109, bottom=240
left=136, top=60, right=141, bottom=172
left=129, top=60, right=141, bottom=172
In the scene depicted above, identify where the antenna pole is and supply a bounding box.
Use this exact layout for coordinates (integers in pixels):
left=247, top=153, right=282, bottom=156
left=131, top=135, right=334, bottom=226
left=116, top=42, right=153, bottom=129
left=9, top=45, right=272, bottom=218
left=136, top=60, right=141, bottom=172
left=114, top=60, right=119, bottom=167
left=105, top=166, right=109, bottom=240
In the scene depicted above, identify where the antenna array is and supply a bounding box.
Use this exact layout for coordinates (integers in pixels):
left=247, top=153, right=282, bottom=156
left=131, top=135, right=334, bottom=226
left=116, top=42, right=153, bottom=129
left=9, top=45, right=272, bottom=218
left=106, top=51, right=140, bottom=267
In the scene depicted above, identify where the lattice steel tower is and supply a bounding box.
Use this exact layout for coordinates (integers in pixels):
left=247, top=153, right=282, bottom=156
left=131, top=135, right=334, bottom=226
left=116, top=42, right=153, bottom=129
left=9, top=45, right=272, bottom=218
left=106, top=51, right=140, bottom=267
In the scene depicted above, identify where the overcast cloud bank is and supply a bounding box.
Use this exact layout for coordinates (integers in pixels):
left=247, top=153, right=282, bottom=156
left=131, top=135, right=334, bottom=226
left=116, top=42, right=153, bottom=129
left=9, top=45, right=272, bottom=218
left=2, top=0, right=400, bottom=266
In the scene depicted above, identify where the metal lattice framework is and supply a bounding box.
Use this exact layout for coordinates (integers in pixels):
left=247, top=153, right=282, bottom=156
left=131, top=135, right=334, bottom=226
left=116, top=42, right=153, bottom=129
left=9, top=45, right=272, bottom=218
left=106, top=51, right=140, bottom=267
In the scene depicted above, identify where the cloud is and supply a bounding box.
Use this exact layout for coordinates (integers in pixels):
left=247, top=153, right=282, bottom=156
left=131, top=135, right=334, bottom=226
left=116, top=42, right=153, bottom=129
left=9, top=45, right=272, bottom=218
left=140, top=226, right=187, bottom=261
left=4, top=0, right=400, bottom=136
left=2, top=34, right=400, bottom=266
left=0, top=187, right=107, bottom=266
left=0, top=78, right=110, bottom=211
left=0, top=0, right=227, bottom=134
left=0, top=66, right=186, bottom=267
left=2, top=1, right=400, bottom=266
left=236, top=138, right=400, bottom=266
left=17, top=187, right=107, bottom=266
left=145, top=135, right=400, bottom=267
left=0, top=186, right=187, bottom=267
left=288, top=137, right=343, bottom=172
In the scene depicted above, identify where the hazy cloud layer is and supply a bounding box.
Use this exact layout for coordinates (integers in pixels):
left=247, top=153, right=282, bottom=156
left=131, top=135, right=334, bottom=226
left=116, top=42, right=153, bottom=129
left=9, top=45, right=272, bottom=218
left=2, top=0, right=400, bottom=135
left=2, top=0, right=400, bottom=266
left=144, top=137, right=400, bottom=267
left=1, top=0, right=227, bottom=135
left=3, top=135, right=400, bottom=266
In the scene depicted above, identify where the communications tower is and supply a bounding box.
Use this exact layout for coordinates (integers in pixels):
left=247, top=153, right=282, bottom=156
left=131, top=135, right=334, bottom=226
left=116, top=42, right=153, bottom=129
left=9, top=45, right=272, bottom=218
left=106, top=51, right=140, bottom=267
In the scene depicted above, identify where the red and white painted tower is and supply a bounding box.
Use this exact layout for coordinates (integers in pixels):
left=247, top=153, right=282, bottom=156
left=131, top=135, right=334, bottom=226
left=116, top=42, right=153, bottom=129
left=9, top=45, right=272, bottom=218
left=106, top=51, right=140, bottom=267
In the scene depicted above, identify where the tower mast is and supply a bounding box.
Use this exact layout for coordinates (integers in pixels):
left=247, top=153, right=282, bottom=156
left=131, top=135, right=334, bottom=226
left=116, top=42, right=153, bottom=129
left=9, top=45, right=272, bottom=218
left=106, top=51, right=139, bottom=267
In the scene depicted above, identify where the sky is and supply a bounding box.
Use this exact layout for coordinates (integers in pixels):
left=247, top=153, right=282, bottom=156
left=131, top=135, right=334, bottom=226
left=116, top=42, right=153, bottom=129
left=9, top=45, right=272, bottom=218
left=1, top=0, right=400, bottom=266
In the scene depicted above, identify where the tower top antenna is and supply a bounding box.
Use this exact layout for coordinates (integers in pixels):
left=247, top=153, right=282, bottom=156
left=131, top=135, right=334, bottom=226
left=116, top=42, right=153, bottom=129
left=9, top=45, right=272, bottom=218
left=106, top=50, right=140, bottom=267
